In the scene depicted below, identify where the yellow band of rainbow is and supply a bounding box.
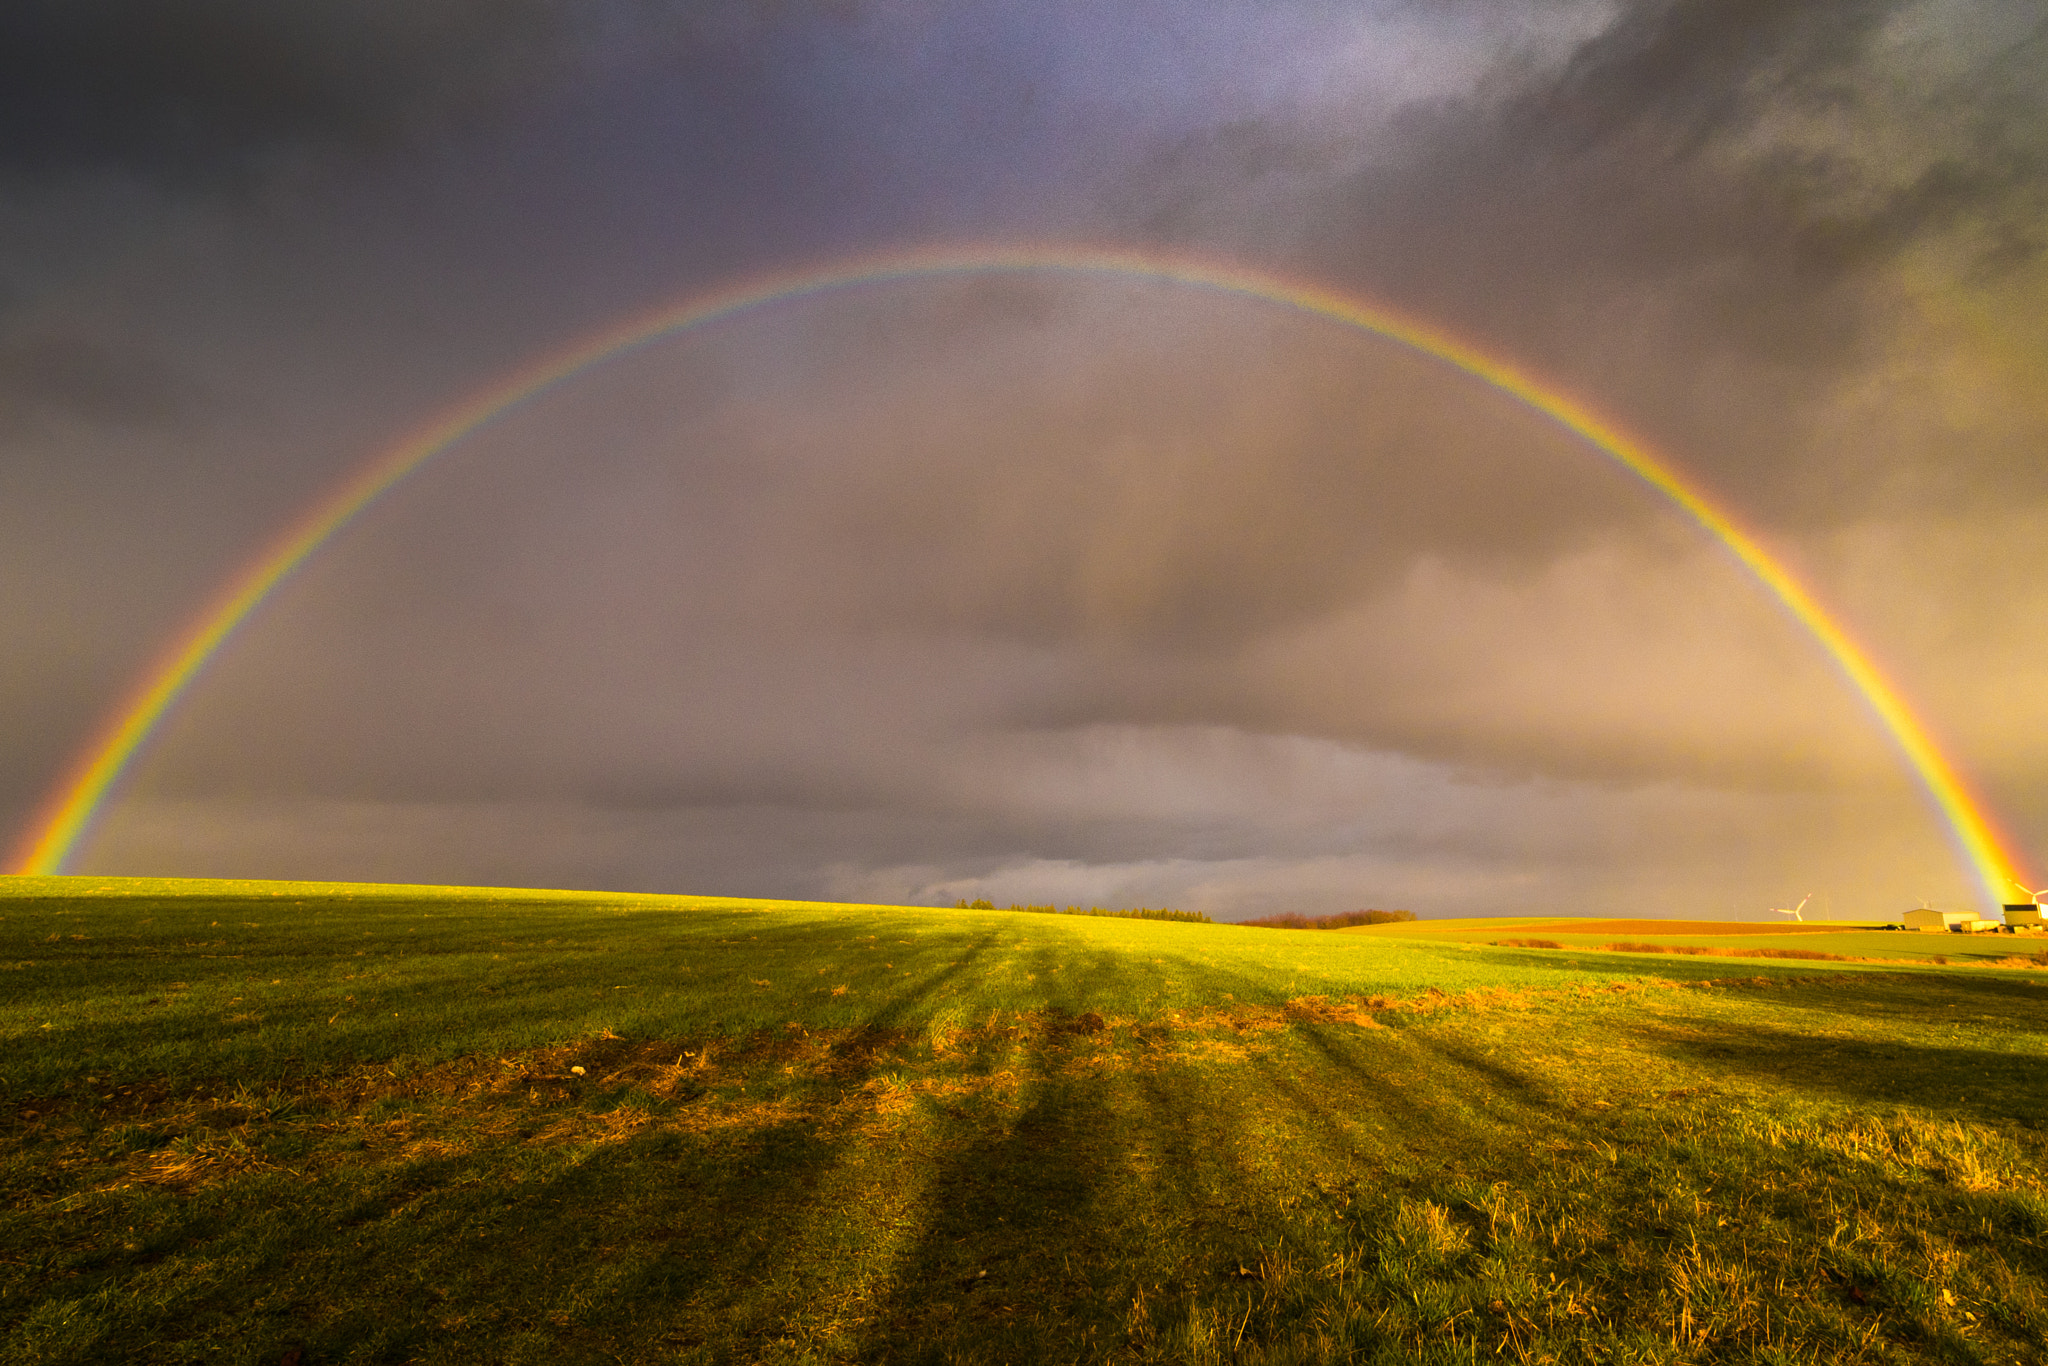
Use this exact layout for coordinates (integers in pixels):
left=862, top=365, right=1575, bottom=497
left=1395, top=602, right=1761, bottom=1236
left=9, top=245, right=2032, bottom=904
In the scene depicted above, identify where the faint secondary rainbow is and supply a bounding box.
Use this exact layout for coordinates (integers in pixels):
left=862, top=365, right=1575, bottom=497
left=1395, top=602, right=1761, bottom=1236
left=10, top=245, right=2032, bottom=904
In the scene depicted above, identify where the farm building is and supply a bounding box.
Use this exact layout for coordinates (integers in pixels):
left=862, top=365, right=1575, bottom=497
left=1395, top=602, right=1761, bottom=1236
left=2004, top=904, right=2044, bottom=930
left=1904, top=908, right=1999, bottom=933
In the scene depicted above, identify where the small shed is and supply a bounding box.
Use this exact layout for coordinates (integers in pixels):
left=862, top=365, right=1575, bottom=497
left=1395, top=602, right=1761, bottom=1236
left=1904, top=908, right=1991, bottom=933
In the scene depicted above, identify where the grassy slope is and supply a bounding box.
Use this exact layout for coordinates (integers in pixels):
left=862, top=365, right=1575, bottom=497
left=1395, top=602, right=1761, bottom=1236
left=1, top=879, right=2045, bottom=1365
left=0, top=879, right=1767, bottom=1095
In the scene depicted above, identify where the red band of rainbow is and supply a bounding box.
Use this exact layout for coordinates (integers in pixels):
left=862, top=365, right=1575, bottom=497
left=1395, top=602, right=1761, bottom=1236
left=9, top=245, right=2032, bottom=904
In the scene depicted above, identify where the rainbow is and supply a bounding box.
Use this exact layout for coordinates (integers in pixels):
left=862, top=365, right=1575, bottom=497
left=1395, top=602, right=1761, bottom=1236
left=9, top=244, right=2033, bottom=905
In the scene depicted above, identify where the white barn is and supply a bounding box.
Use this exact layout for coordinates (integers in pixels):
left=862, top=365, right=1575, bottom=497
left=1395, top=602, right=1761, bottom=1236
left=1904, top=908, right=1997, bottom=933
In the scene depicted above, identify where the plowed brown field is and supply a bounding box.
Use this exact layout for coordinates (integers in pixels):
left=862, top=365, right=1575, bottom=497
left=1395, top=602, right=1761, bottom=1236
left=1511, top=919, right=1869, bottom=936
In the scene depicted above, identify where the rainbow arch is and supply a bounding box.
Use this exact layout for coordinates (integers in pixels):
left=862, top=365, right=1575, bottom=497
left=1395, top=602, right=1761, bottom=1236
left=8, top=244, right=2032, bottom=905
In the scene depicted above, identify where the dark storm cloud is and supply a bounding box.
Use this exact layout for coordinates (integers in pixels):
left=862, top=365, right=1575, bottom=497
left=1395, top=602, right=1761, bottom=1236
left=0, top=332, right=201, bottom=428
left=1108, top=0, right=2048, bottom=517
left=0, top=0, right=585, bottom=184
left=1518, top=0, right=2048, bottom=276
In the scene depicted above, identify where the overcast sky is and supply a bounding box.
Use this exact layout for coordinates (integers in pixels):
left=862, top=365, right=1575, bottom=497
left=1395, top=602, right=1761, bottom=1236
left=4, top=0, right=2044, bottom=918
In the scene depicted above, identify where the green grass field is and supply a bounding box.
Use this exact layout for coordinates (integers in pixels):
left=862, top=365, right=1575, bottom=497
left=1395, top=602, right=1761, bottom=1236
left=2, top=878, right=2045, bottom=1365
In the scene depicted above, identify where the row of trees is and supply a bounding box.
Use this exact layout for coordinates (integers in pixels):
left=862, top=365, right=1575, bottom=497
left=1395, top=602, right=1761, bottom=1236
left=953, top=900, right=1214, bottom=925
left=945, top=899, right=1418, bottom=928
left=1238, top=908, right=1417, bottom=930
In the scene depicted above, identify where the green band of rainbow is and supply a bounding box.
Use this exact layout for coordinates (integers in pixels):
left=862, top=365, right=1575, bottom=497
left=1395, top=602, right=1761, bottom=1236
left=10, top=245, right=2032, bottom=904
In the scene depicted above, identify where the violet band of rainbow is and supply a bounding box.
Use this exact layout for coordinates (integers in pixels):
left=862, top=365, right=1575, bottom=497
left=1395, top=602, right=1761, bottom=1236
left=9, top=245, right=2032, bottom=905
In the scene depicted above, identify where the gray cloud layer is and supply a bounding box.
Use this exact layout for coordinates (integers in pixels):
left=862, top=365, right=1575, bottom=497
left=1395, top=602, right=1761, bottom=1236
left=0, top=0, right=586, bottom=182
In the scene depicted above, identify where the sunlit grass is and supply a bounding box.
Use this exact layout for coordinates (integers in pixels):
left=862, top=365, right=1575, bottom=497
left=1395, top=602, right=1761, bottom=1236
left=0, top=877, right=1758, bottom=1094
left=1, top=878, right=2043, bottom=1363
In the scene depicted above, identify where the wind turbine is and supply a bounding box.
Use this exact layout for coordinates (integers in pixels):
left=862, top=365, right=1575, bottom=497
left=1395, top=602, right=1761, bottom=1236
left=2011, top=879, right=2046, bottom=906
left=1771, top=893, right=1812, bottom=923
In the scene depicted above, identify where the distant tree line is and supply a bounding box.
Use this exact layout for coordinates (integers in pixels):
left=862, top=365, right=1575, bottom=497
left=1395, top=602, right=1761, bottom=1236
left=1238, top=908, right=1418, bottom=930
left=953, top=900, right=1215, bottom=925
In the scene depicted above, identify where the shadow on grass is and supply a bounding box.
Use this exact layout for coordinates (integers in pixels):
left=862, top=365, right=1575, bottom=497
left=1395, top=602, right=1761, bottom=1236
left=1631, top=1014, right=2048, bottom=1127
left=838, top=940, right=1143, bottom=1362
left=850, top=1067, right=1128, bottom=1362
left=284, top=1101, right=896, bottom=1362
left=1739, top=970, right=2048, bottom=1029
